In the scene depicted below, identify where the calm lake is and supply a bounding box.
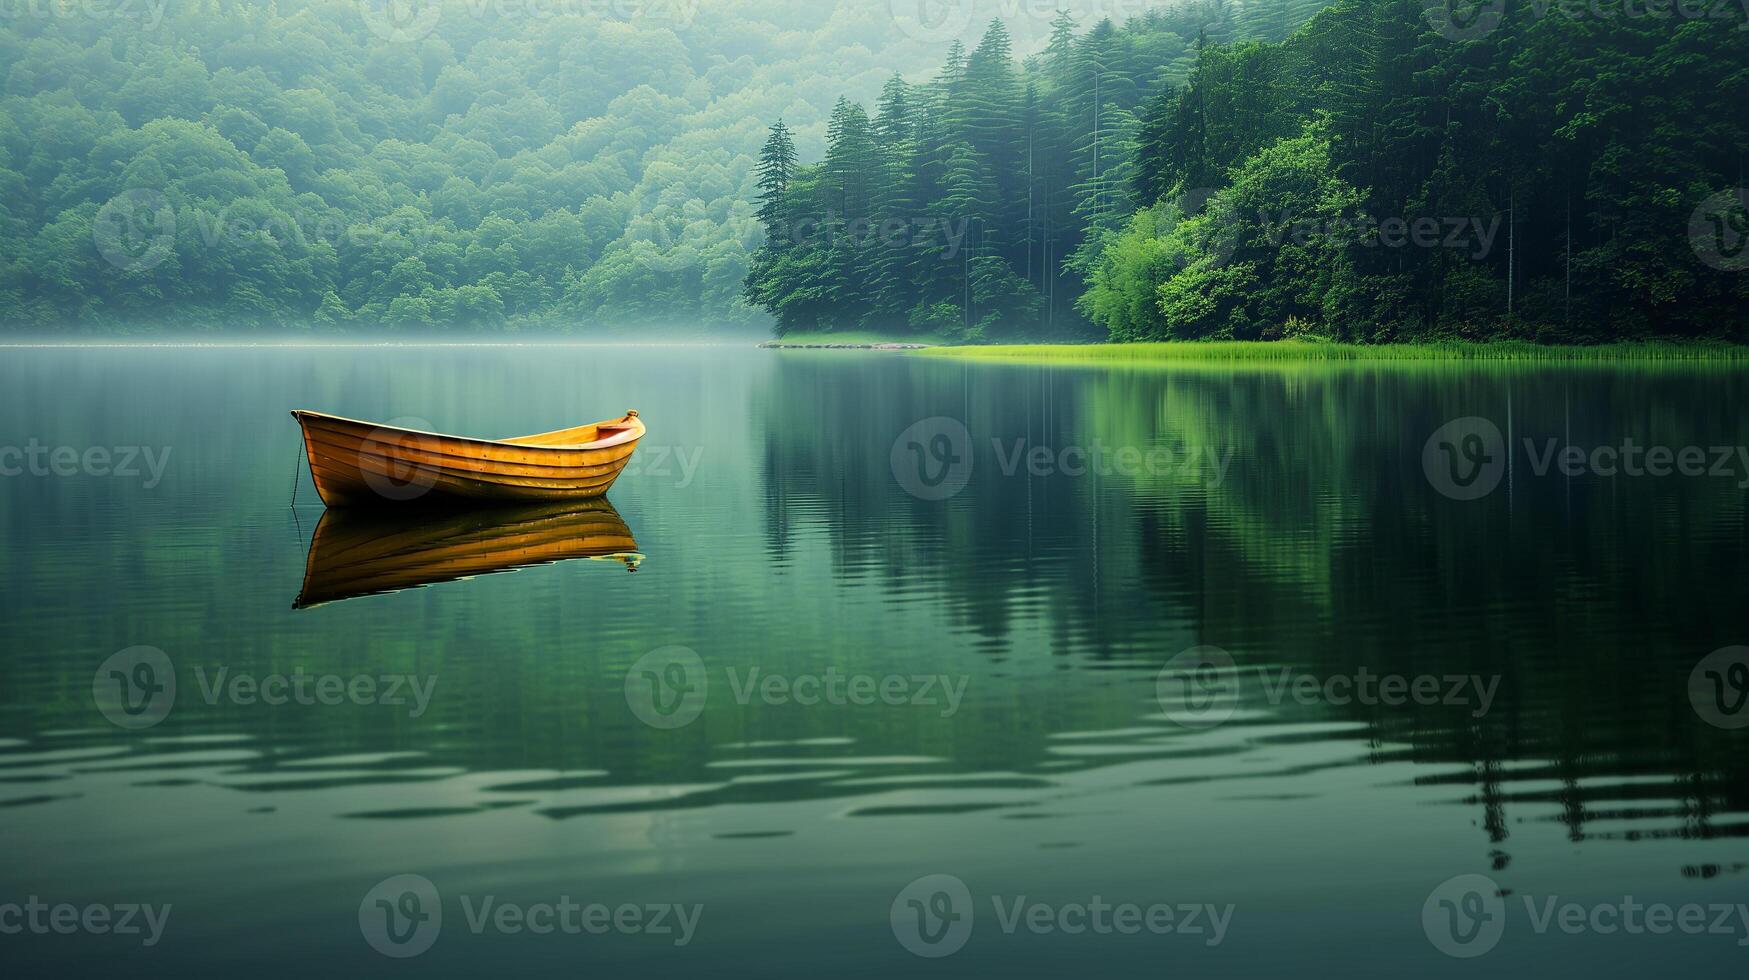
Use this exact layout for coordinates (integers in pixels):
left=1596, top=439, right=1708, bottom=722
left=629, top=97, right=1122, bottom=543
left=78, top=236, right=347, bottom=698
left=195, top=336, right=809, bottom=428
left=1, top=345, right=1746, bottom=975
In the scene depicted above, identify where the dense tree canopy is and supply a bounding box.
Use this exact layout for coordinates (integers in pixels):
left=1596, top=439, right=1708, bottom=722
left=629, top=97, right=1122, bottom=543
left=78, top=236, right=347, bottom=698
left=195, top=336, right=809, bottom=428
left=746, top=4, right=1296, bottom=340
left=1088, top=0, right=1749, bottom=341
left=0, top=0, right=1182, bottom=332
left=749, top=0, right=1749, bottom=342
left=8, top=0, right=1743, bottom=340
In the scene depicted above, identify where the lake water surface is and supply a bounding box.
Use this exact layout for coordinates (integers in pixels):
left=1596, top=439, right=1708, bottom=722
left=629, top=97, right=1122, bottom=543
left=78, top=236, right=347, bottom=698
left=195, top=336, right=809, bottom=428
left=1, top=345, right=1746, bottom=976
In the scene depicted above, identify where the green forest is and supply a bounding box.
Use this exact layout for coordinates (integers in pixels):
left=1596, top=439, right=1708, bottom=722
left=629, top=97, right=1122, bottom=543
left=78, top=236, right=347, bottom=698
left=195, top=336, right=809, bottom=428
left=3, top=0, right=1745, bottom=341
left=2, top=0, right=1200, bottom=332
left=748, top=0, right=1749, bottom=343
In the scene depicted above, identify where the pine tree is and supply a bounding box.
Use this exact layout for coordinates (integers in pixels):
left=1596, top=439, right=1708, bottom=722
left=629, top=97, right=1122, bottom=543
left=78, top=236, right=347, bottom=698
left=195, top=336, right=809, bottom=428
left=753, top=119, right=797, bottom=244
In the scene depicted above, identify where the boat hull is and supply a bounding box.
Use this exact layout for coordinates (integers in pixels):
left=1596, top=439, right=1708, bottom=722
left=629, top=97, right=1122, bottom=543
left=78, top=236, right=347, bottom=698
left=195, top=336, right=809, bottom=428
left=292, top=410, right=643, bottom=507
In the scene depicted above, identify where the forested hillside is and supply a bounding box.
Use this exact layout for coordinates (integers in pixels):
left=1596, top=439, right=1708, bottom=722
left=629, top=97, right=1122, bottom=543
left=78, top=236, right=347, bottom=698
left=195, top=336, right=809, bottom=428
left=1079, top=0, right=1749, bottom=341
left=743, top=2, right=1326, bottom=340
left=748, top=0, right=1749, bottom=342
left=1, top=0, right=1223, bottom=332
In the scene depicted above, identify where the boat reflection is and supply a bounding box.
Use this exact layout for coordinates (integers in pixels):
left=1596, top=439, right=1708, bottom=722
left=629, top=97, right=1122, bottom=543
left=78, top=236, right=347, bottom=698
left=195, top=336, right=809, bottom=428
left=294, top=499, right=641, bottom=608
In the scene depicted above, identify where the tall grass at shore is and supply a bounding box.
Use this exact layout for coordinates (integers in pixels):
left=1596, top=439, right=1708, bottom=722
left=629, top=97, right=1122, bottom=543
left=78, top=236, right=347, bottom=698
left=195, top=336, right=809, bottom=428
left=917, top=340, right=1749, bottom=363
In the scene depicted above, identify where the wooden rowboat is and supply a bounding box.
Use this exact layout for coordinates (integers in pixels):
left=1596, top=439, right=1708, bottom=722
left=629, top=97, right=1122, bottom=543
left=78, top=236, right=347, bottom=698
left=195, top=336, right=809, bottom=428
left=291, top=410, right=643, bottom=507
left=294, top=499, right=641, bottom=608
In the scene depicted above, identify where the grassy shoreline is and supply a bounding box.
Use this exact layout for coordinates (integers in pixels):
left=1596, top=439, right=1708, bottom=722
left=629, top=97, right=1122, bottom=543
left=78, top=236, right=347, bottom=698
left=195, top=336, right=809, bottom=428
left=915, top=340, right=1749, bottom=363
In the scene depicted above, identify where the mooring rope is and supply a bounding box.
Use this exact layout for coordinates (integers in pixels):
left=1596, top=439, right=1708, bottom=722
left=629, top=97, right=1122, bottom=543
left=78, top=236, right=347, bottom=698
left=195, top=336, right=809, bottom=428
left=289, top=439, right=301, bottom=508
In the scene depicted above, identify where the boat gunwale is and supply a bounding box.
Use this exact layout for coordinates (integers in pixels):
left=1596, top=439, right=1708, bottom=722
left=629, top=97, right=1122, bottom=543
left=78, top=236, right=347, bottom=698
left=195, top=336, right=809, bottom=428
left=290, top=409, right=645, bottom=453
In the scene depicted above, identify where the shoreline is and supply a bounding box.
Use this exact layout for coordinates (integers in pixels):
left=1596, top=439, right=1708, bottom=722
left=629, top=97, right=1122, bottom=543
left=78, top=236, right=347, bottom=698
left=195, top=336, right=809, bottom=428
left=914, top=340, right=1749, bottom=363
left=758, top=341, right=933, bottom=350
